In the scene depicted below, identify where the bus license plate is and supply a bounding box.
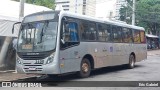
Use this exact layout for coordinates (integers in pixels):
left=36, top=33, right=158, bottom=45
left=29, top=67, right=36, bottom=70
left=22, top=44, right=33, bottom=49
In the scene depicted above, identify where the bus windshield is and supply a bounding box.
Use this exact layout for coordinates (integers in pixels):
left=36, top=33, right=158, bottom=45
left=17, top=20, right=58, bottom=52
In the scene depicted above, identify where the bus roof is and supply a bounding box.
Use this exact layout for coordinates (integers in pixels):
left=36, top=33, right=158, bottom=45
left=23, top=10, right=144, bottom=31
left=59, top=11, right=145, bottom=31
left=146, top=34, right=159, bottom=38
left=24, top=10, right=59, bottom=19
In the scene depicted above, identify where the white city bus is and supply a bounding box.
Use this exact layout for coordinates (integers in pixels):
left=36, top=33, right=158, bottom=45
left=12, top=11, right=147, bottom=78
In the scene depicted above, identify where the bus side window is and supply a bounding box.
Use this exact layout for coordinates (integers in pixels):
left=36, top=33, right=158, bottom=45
left=80, top=20, right=97, bottom=41
left=133, top=29, right=141, bottom=43
left=140, top=31, right=146, bottom=43
left=69, top=23, right=79, bottom=41
left=112, top=26, right=122, bottom=43
left=64, top=22, right=79, bottom=42
left=98, top=23, right=111, bottom=42
left=122, top=28, right=133, bottom=43
left=61, top=17, right=80, bottom=49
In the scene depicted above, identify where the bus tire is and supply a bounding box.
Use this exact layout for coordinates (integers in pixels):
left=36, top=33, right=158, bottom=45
left=47, top=74, right=59, bottom=80
left=128, top=54, right=135, bottom=69
left=78, top=58, right=91, bottom=78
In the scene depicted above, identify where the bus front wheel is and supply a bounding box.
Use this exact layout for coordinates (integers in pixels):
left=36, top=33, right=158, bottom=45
left=78, top=58, right=91, bottom=78
left=128, top=54, right=135, bottom=69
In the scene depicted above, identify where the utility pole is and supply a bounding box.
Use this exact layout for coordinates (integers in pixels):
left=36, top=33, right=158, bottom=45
left=19, top=0, right=25, bottom=21
left=132, top=0, right=136, bottom=25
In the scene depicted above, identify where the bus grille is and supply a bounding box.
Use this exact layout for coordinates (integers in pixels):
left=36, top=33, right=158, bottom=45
left=17, top=51, right=53, bottom=60
left=22, top=60, right=44, bottom=72
left=23, top=64, right=43, bottom=72
left=24, top=68, right=43, bottom=72
left=20, top=54, right=47, bottom=60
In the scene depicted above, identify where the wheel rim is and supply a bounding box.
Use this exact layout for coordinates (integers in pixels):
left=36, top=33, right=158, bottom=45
left=82, top=62, right=89, bottom=73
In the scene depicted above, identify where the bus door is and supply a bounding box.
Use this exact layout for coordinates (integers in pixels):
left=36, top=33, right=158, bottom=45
left=111, top=26, right=125, bottom=65
left=97, top=23, right=113, bottom=67
left=59, top=17, right=80, bottom=73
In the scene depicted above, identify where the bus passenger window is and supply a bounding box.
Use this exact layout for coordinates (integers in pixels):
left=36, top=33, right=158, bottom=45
left=64, top=22, right=79, bottom=42
left=80, top=20, right=97, bottom=41
left=61, top=17, right=80, bottom=49
left=122, top=28, right=133, bottom=43
left=133, top=30, right=141, bottom=43
left=140, top=31, right=146, bottom=43
left=112, top=26, right=122, bottom=43
left=69, top=22, right=79, bottom=41
left=98, top=24, right=111, bottom=42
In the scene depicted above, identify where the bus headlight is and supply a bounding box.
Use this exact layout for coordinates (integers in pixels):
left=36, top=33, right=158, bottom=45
left=46, top=55, right=54, bottom=64
left=17, top=57, right=22, bottom=64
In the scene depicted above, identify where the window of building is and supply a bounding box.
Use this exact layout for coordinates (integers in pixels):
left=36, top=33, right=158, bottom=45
left=56, top=1, right=70, bottom=4
left=62, top=5, right=69, bottom=7
left=82, top=5, right=86, bottom=15
left=63, top=9, right=69, bottom=11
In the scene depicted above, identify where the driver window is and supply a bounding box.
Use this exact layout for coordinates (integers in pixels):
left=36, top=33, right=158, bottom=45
left=63, top=21, right=79, bottom=42
left=61, top=17, right=80, bottom=49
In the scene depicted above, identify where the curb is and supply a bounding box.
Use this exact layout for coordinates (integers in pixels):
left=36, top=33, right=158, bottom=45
left=0, top=70, right=15, bottom=74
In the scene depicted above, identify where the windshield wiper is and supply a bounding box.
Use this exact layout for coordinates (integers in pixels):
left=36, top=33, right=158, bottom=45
left=22, top=24, right=29, bottom=44
left=38, top=21, right=49, bottom=44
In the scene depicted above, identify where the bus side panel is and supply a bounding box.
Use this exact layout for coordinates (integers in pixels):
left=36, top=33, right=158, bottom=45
left=59, top=42, right=96, bottom=73
left=133, top=44, right=147, bottom=62
left=59, top=42, right=114, bottom=73
left=59, top=45, right=82, bottom=74
left=112, top=43, right=129, bottom=66
left=87, top=42, right=113, bottom=68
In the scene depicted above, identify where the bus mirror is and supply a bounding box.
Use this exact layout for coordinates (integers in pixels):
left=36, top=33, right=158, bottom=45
left=12, top=27, right=14, bottom=34
left=12, top=22, right=21, bottom=34
left=62, top=17, right=67, bottom=22
left=61, top=39, right=65, bottom=44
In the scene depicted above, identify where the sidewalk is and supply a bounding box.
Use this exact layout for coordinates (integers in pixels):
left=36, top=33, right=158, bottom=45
left=0, top=70, right=38, bottom=81
left=147, top=49, right=160, bottom=56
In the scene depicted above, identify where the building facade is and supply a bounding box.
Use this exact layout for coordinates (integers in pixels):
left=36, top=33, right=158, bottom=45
left=115, top=0, right=127, bottom=19
left=55, top=0, right=96, bottom=17
left=55, top=0, right=70, bottom=11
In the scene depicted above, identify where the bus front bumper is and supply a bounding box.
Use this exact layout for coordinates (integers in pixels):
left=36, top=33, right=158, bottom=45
left=16, top=62, right=60, bottom=74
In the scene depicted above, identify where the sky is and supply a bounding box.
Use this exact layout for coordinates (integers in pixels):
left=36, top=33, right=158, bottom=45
left=0, top=0, right=117, bottom=19
left=0, top=0, right=51, bottom=20
left=96, top=0, right=117, bottom=18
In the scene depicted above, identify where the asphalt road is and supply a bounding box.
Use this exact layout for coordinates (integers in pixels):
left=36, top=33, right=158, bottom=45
left=1, top=50, right=160, bottom=90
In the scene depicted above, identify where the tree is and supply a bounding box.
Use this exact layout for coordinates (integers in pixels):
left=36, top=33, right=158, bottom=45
left=136, top=0, right=160, bottom=35
left=12, top=0, right=55, bottom=9
left=119, top=0, right=133, bottom=24
left=119, top=0, right=160, bottom=35
left=119, top=5, right=132, bottom=24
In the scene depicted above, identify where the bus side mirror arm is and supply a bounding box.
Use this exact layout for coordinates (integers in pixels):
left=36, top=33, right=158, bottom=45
left=12, top=22, right=21, bottom=34
left=61, top=39, right=65, bottom=44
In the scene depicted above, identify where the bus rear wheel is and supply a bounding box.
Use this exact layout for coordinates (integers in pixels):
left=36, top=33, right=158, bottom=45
left=128, top=54, right=135, bottom=69
left=78, top=58, right=91, bottom=78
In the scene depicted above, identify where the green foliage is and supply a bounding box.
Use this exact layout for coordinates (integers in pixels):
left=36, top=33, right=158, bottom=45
left=119, top=6, right=132, bottom=24
left=12, top=0, right=55, bottom=9
left=119, top=0, right=160, bottom=35
left=136, top=0, right=160, bottom=35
